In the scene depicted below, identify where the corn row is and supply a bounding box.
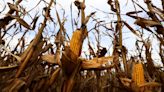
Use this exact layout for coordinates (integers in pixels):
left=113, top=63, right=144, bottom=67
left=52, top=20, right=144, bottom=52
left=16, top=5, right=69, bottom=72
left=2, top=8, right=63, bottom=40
left=132, top=62, right=145, bottom=86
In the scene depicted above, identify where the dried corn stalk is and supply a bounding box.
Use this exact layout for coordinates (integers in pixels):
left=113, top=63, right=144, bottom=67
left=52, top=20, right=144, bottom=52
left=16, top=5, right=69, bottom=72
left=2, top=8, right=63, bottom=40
left=132, top=62, right=145, bottom=86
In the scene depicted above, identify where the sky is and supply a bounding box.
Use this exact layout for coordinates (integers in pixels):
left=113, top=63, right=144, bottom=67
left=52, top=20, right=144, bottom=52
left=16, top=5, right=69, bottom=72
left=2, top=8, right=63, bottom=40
left=0, top=0, right=163, bottom=66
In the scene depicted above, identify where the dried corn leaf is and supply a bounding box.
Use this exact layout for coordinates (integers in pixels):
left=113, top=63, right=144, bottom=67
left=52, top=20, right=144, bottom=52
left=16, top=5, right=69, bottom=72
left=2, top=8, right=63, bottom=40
left=0, top=44, right=21, bottom=62
left=15, top=17, right=31, bottom=29
left=63, top=59, right=81, bottom=92
left=84, top=12, right=96, bottom=25
left=9, top=78, right=25, bottom=92
left=41, top=54, right=55, bottom=64
left=7, top=14, right=31, bottom=29
left=88, top=43, right=96, bottom=57
left=82, top=56, right=113, bottom=69
left=120, top=77, right=132, bottom=87
left=16, top=37, right=45, bottom=78
left=74, top=0, right=81, bottom=9
left=139, top=82, right=161, bottom=88
left=74, top=0, right=86, bottom=9
left=152, top=8, right=164, bottom=20
left=7, top=3, right=19, bottom=12
left=123, top=21, right=141, bottom=37
left=0, top=65, right=18, bottom=70
left=31, top=16, right=39, bottom=30
left=120, top=78, right=132, bottom=83
left=61, top=47, right=77, bottom=76
left=41, top=43, right=52, bottom=53
left=139, top=82, right=161, bottom=92
left=126, top=11, right=142, bottom=15
left=49, top=68, right=60, bottom=85
left=55, top=10, right=65, bottom=44
left=20, top=40, right=34, bottom=61
left=16, top=47, right=34, bottom=77
left=56, top=49, right=61, bottom=65
left=134, top=18, right=162, bottom=27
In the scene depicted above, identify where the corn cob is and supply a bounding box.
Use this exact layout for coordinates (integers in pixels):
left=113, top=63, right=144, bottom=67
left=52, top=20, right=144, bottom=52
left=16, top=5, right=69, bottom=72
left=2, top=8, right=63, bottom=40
left=62, top=29, right=87, bottom=75
left=70, top=29, right=87, bottom=60
left=132, top=62, right=145, bottom=86
left=70, top=29, right=83, bottom=57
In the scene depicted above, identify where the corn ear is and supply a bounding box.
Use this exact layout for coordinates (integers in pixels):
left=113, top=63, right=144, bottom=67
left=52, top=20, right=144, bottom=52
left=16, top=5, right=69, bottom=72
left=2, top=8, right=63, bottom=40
left=70, top=30, right=83, bottom=57
left=132, top=62, right=145, bottom=86
left=70, top=29, right=87, bottom=60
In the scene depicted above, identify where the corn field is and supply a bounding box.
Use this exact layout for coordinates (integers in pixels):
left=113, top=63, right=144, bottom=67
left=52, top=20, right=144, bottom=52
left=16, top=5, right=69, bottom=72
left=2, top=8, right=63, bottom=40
left=0, top=0, right=164, bottom=92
